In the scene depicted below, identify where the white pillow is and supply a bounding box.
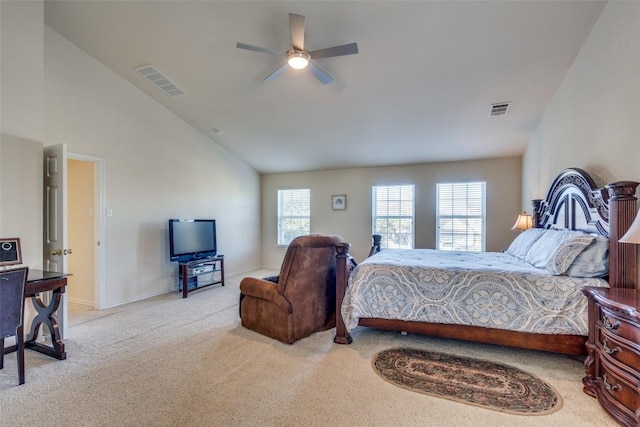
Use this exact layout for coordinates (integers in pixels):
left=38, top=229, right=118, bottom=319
left=505, top=228, right=548, bottom=260
left=525, top=229, right=595, bottom=275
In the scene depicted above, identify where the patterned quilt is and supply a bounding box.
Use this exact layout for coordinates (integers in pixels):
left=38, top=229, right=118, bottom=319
left=341, top=249, right=608, bottom=335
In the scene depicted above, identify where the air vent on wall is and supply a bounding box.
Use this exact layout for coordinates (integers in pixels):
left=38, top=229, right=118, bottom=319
left=135, top=65, right=186, bottom=97
left=489, top=102, right=511, bottom=117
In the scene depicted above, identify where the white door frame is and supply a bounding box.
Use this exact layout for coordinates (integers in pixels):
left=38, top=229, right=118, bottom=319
left=68, top=152, right=106, bottom=310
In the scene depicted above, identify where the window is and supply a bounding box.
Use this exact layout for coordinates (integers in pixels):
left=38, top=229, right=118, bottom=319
left=277, top=189, right=310, bottom=246
left=372, top=184, right=415, bottom=249
left=436, top=181, right=486, bottom=251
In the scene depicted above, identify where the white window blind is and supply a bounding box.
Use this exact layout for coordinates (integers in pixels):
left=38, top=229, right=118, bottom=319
left=277, top=189, right=310, bottom=246
left=372, top=184, right=415, bottom=249
left=436, top=181, right=486, bottom=251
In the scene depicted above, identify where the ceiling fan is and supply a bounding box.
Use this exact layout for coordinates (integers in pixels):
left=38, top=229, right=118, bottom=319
left=236, top=13, right=358, bottom=85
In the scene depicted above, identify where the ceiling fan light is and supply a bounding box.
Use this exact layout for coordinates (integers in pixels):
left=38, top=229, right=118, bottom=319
left=287, top=51, right=310, bottom=69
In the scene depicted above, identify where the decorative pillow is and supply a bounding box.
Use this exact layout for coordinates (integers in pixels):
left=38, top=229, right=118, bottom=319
left=525, top=229, right=595, bottom=275
left=565, top=235, right=609, bottom=278
left=505, top=228, right=548, bottom=260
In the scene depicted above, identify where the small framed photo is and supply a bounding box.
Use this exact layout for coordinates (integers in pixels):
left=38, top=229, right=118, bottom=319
left=0, top=238, right=22, bottom=266
left=332, top=195, right=347, bottom=210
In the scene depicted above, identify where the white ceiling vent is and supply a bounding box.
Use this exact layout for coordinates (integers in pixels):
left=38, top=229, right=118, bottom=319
left=489, top=102, right=511, bottom=117
left=135, top=65, right=186, bottom=97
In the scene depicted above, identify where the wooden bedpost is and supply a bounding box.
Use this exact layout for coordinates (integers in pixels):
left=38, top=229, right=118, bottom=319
left=606, top=181, right=639, bottom=289
left=368, top=234, right=382, bottom=257
left=334, top=241, right=353, bottom=344
left=532, top=199, right=543, bottom=227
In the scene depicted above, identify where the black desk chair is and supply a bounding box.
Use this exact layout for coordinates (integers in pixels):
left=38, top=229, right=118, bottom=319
left=0, top=267, right=29, bottom=385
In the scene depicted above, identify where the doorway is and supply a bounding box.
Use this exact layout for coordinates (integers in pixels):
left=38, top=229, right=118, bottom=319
left=67, top=154, right=105, bottom=312
left=43, top=145, right=105, bottom=337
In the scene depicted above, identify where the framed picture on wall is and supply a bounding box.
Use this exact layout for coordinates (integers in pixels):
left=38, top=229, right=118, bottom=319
left=332, top=195, right=347, bottom=210
left=0, top=238, right=22, bottom=266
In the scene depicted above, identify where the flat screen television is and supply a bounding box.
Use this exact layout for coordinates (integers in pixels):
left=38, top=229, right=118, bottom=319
left=168, top=219, right=217, bottom=262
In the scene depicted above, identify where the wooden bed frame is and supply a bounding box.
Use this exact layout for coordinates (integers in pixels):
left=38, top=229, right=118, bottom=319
left=334, top=168, right=639, bottom=355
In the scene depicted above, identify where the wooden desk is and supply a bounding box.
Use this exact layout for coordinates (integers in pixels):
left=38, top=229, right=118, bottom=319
left=3, top=270, right=70, bottom=360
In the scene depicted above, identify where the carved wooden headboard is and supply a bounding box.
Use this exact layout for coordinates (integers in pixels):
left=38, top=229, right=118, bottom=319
left=531, top=168, right=638, bottom=289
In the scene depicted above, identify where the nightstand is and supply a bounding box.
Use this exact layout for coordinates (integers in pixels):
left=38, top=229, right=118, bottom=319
left=581, top=287, right=640, bottom=427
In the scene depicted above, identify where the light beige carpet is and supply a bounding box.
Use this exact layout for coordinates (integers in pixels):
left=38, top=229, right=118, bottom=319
left=0, top=270, right=616, bottom=426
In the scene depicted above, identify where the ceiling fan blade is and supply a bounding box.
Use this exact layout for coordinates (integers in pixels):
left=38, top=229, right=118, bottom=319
left=310, top=43, right=359, bottom=59
left=264, top=63, right=288, bottom=82
left=307, top=62, right=334, bottom=85
left=289, top=13, right=305, bottom=50
left=236, top=42, right=284, bottom=56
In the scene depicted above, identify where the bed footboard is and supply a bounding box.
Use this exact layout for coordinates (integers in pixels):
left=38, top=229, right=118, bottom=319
left=334, top=242, right=352, bottom=344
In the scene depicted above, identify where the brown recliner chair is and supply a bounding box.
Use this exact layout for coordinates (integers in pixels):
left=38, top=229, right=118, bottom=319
left=239, top=235, right=344, bottom=344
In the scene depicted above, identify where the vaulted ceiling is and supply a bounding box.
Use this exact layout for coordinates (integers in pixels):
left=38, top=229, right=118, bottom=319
left=44, top=1, right=606, bottom=173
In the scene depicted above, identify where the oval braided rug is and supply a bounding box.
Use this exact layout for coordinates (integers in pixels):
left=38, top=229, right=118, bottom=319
left=372, top=347, right=563, bottom=415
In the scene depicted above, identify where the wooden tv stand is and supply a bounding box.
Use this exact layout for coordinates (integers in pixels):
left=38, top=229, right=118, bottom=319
left=177, top=255, right=224, bottom=298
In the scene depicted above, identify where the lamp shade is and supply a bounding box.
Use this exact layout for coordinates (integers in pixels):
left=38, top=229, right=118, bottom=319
left=511, top=212, right=533, bottom=231
left=620, top=210, right=640, bottom=244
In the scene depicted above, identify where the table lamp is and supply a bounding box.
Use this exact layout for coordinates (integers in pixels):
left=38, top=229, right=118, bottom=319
left=620, top=210, right=640, bottom=244
left=511, top=212, right=533, bottom=231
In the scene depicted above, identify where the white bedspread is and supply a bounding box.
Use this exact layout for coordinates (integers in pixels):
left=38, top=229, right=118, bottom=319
left=341, top=249, right=608, bottom=335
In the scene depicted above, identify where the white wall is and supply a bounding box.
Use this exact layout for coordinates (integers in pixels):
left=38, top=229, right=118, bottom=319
left=0, top=0, right=44, bottom=268
left=262, top=157, right=522, bottom=267
left=523, top=1, right=640, bottom=198
left=523, top=2, right=640, bottom=286
left=44, top=27, right=261, bottom=307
